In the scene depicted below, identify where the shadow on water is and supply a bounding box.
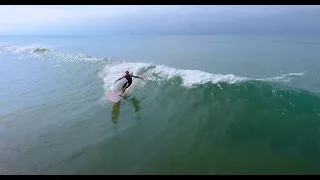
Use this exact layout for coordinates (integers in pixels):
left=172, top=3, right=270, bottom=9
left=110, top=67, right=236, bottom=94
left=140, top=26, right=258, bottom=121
left=111, top=103, right=121, bottom=124
left=130, top=97, right=142, bottom=116
left=110, top=95, right=142, bottom=124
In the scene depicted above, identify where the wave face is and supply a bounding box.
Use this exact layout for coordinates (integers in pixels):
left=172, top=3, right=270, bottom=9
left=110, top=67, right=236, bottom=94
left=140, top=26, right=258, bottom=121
left=98, top=60, right=320, bottom=174
left=1, top=44, right=320, bottom=174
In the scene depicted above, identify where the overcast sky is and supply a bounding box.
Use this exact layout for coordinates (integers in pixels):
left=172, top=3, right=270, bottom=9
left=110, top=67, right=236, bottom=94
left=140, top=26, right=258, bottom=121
left=1, top=5, right=320, bottom=35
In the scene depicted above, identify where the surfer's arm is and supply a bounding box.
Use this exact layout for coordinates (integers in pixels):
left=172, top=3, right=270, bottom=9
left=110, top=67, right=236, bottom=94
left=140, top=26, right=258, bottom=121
left=115, top=76, right=125, bottom=83
left=132, top=75, right=143, bottom=79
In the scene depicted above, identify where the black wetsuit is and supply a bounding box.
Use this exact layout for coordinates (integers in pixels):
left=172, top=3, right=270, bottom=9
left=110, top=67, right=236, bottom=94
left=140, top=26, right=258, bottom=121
left=122, top=74, right=132, bottom=89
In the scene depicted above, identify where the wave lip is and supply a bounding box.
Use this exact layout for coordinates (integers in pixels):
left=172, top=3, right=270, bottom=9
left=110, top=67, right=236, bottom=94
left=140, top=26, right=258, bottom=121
left=100, top=62, right=250, bottom=92
left=100, top=62, right=308, bottom=91
left=150, top=65, right=249, bottom=87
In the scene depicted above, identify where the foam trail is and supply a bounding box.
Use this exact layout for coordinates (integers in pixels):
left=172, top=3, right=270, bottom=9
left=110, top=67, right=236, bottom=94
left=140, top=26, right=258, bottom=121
left=259, top=71, right=306, bottom=83
left=0, top=45, right=107, bottom=63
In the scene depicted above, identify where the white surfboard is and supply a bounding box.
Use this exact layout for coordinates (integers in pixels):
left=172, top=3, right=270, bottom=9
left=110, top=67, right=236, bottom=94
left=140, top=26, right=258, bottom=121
left=107, top=91, right=123, bottom=104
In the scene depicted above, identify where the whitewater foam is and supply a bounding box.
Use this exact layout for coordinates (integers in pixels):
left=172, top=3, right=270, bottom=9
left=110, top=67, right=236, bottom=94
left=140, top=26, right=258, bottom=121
left=100, top=62, right=150, bottom=94
left=149, top=65, right=249, bottom=87
left=99, top=62, right=250, bottom=97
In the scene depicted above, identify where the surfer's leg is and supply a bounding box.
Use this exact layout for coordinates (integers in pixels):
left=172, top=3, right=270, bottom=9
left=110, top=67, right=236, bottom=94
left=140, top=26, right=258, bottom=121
left=122, top=82, right=128, bottom=91
left=121, top=82, right=129, bottom=95
left=121, top=82, right=132, bottom=96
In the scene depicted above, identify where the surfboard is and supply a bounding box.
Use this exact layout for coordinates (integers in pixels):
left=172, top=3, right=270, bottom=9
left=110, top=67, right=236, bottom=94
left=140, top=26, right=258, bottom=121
left=107, top=91, right=123, bottom=104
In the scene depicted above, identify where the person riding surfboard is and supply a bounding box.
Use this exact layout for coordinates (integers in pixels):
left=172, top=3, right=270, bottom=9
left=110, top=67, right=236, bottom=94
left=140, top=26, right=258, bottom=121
left=115, top=71, right=143, bottom=96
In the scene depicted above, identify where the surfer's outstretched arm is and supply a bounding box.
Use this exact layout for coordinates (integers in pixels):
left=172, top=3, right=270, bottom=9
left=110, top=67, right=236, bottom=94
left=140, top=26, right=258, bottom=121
left=132, top=75, right=143, bottom=79
left=115, top=76, right=125, bottom=83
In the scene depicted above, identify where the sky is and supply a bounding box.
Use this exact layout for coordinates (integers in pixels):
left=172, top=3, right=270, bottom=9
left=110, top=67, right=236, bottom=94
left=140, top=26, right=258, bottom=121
left=1, top=5, right=320, bottom=35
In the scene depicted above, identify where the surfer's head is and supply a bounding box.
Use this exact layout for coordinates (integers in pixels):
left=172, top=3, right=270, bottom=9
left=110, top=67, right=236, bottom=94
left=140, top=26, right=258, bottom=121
left=125, top=71, right=129, bottom=75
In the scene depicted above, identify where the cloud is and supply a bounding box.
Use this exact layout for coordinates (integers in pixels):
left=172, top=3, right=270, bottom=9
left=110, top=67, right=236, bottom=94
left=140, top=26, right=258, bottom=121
left=84, top=5, right=320, bottom=35
left=1, top=5, right=320, bottom=35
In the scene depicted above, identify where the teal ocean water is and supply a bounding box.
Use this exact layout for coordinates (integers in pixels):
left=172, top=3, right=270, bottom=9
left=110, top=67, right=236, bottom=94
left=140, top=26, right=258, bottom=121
left=1, top=35, right=320, bottom=174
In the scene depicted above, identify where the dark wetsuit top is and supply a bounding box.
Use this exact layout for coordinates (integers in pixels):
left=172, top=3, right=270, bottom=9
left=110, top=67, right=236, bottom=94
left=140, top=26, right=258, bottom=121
left=124, top=74, right=133, bottom=83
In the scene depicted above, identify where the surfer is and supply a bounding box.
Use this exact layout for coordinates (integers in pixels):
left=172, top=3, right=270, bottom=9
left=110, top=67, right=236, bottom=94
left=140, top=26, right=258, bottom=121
left=115, top=71, right=143, bottom=96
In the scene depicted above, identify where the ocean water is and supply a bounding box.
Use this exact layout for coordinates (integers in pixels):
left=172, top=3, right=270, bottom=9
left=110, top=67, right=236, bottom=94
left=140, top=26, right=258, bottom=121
left=1, top=35, right=320, bottom=174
